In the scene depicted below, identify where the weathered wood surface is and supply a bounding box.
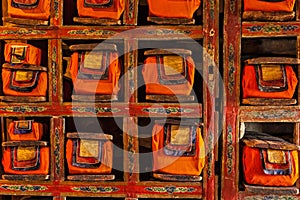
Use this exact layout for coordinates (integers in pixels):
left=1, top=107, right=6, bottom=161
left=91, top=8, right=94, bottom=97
left=244, top=184, right=299, bottom=195
left=2, top=17, right=49, bottom=26
left=67, top=175, right=115, bottom=181
left=244, top=57, right=300, bottom=65
left=153, top=173, right=202, bottom=182
left=2, top=141, right=48, bottom=147
left=2, top=175, right=50, bottom=181
left=0, top=96, right=47, bottom=102
left=242, top=11, right=295, bottom=21
left=147, top=16, right=195, bottom=25
left=242, top=98, right=297, bottom=106
left=146, top=95, right=195, bottom=102
left=66, top=132, right=113, bottom=140
left=69, top=43, right=118, bottom=51
left=71, top=94, right=118, bottom=102
left=144, top=49, right=192, bottom=56
left=73, top=17, right=121, bottom=25
left=2, top=63, right=48, bottom=71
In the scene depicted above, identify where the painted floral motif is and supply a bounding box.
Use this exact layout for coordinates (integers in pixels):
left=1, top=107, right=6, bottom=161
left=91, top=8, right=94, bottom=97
left=226, top=125, right=233, bottom=174
left=68, top=29, right=116, bottom=36
left=1, top=185, right=47, bottom=192
left=54, top=128, right=60, bottom=176
left=128, top=0, right=135, bottom=19
left=52, top=46, right=58, bottom=96
left=244, top=110, right=298, bottom=119
left=245, top=25, right=298, bottom=33
left=54, top=0, right=59, bottom=19
left=72, top=186, right=119, bottom=193
left=142, top=107, right=194, bottom=114
left=230, top=0, right=235, bottom=13
left=146, top=30, right=192, bottom=35
left=228, top=44, right=235, bottom=95
left=71, top=107, right=120, bottom=114
left=145, top=186, right=195, bottom=194
left=127, top=133, right=134, bottom=177
left=0, top=29, right=46, bottom=35
left=0, top=106, right=46, bottom=113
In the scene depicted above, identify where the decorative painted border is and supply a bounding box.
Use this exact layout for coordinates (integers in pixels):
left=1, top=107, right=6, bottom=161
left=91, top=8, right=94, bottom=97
left=226, top=125, right=233, bottom=174
left=54, top=128, right=60, bottom=176
left=243, top=110, right=298, bottom=119
left=72, top=186, right=119, bottom=193
left=54, top=0, right=59, bottom=19
left=0, top=106, right=46, bottom=113
left=67, top=29, right=117, bottom=36
left=146, top=29, right=192, bottom=35
left=245, top=25, right=298, bottom=33
left=228, top=43, right=235, bottom=96
left=207, top=131, right=213, bottom=177
left=71, top=107, right=120, bottom=114
left=52, top=46, right=58, bottom=96
left=142, top=107, right=194, bottom=114
left=230, top=0, right=235, bottom=13
left=1, top=185, right=47, bottom=192
left=128, top=134, right=134, bottom=177
left=245, top=196, right=298, bottom=200
left=128, top=0, right=135, bottom=20
left=145, top=186, right=195, bottom=194
left=0, top=29, right=47, bottom=35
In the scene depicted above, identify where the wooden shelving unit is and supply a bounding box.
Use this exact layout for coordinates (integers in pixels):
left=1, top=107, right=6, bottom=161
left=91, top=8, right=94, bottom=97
left=222, top=0, right=300, bottom=199
left=0, top=0, right=220, bottom=199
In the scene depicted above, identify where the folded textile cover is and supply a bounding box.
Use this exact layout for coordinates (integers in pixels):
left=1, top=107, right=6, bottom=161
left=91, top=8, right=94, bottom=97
left=77, top=0, right=125, bottom=19
left=147, top=0, right=201, bottom=19
left=7, top=0, right=51, bottom=20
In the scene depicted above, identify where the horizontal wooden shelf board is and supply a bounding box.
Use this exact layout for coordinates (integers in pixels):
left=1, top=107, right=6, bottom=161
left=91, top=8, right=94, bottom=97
left=147, top=16, right=195, bottom=25
left=59, top=25, right=203, bottom=39
left=242, top=22, right=300, bottom=37
left=3, top=17, right=49, bottom=26
left=66, top=132, right=113, bottom=140
left=0, top=96, right=47, bottom=103
left=2, top=175, right=50, bottom=181
left=2, top=141, right=48, bottom=147
left=153, top=173, right=202, bottom=182
left=242, top=98, right=297, bottom=106
left=67, top=175, right=115, bottom=181
left=242, top=11, right=295, bottom=22
left=239, top=106, right=300, bottom=122
left=73, top=17, right=121, bottom=26
left=243, top=184, right=299, bottom=195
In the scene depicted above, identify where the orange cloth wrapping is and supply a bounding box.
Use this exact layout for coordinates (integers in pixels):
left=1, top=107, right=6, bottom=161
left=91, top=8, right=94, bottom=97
left=142, top=56, right=195, bottom=96
left=243, top=0, right=295, bottom=12
left=2, top=146, right=49, bottom=175
left=242, top=65, right=298, bottom=99
left=69, top=51, right=121, bottom=95
left=2, top=68, right=48, bottom=97
left=5, top=43, right=42, bottom=65
left=8, top=121, right=44, bottom=141
left=77, top=0, right=125, bottom=20
left=243, top=146, right=299, bottom=186
left=152, top=124, right=205, bottom=175
left=66, top=139, right=113, bottom=174
left=147, top=0, right=201, bottom=19
left=7, top=0, right=51, bottom=20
